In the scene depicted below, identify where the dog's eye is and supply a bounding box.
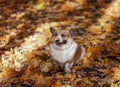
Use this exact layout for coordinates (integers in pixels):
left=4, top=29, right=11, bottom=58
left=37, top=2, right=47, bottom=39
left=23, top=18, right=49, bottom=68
left=61, top=34, right=64, bottom=37
left=54, top=33, right=58, bottom=36
left=61, top=34, right=68, bottom=37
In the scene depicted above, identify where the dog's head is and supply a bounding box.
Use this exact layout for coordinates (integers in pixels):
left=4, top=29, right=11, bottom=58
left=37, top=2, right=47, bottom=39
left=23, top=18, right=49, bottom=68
left=50, top=27, right=73, bottom=49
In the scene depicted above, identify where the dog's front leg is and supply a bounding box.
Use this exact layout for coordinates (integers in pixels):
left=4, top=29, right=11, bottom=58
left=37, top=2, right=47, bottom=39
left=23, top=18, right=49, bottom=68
left=53, top=60, right=60, bottom=68
left=65, top=62, right=74, bottom=73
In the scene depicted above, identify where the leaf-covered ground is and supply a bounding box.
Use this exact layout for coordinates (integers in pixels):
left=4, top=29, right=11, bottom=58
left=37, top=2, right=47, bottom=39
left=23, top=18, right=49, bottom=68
left=0, top=0, right=120, bottom=87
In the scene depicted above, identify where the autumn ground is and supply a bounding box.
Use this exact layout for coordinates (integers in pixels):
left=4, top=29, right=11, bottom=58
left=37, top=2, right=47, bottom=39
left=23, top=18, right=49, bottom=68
left=0, top=0, right=120, bottom=87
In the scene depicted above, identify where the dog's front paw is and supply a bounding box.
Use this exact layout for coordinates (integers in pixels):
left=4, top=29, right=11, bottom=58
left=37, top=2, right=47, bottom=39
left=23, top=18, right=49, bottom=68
left=65, top=63, right=72, bottom=73
left=65, top=68, right=71, bottom=73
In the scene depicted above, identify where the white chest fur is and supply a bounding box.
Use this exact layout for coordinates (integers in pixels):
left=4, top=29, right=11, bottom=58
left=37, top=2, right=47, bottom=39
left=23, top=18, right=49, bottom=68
left=50, top=42, right=78, bottom=64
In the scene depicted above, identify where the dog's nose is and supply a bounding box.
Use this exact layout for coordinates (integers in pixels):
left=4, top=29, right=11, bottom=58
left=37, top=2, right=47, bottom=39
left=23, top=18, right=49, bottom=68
left=56, top=39, right=60, bottom=43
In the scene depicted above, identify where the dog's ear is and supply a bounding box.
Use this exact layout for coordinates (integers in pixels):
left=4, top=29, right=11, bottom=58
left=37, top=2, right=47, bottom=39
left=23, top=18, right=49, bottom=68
left=70, top=29, right=85, bottom=36
left=70, top=29, right=76, bottom=36
left=50, top=27, right=57, bottom=35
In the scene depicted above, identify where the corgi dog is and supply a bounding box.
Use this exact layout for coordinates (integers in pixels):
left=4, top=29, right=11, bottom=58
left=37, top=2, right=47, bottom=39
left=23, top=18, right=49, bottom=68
left=49, top=27, right=86, bottom=73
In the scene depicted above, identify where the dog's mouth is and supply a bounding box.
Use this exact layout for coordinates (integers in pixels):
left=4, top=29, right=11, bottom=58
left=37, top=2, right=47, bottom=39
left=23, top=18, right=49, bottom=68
left=56, top=40, right=67, bottom=45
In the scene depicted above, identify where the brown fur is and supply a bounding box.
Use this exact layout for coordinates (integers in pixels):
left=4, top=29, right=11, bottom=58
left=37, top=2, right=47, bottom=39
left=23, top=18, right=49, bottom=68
left=50, top=27, right=85, bottom=73
left=50, top=28, right=73, bottom=48
left=65, top=44, right=82, bottom=65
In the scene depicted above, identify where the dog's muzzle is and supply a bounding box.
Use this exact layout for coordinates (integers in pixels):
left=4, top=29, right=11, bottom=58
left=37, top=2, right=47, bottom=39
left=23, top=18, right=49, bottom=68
left=56, top=40, right=67, bottom=45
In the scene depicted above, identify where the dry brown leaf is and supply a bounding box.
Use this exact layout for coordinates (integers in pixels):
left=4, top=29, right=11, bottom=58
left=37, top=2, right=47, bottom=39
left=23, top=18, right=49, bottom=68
left=53, top=80, right=62, bottom=87
left=111, top=67, right=120, bottom=80
left=0, top=68, right=17, bottom=81
left=82, top=56, right=94, bottom=67
left=21, top=66, right=33, bottom=80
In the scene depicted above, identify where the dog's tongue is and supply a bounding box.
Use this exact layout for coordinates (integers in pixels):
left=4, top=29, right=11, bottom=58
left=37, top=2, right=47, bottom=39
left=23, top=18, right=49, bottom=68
left=56, top=40, right=67, bottom=45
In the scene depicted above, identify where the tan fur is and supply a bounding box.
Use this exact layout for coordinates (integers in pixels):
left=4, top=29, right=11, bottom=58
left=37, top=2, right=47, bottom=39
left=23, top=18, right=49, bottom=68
left=51, top=29, right=73, bottom=49
left=50, top=28, right=86, bottom=73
